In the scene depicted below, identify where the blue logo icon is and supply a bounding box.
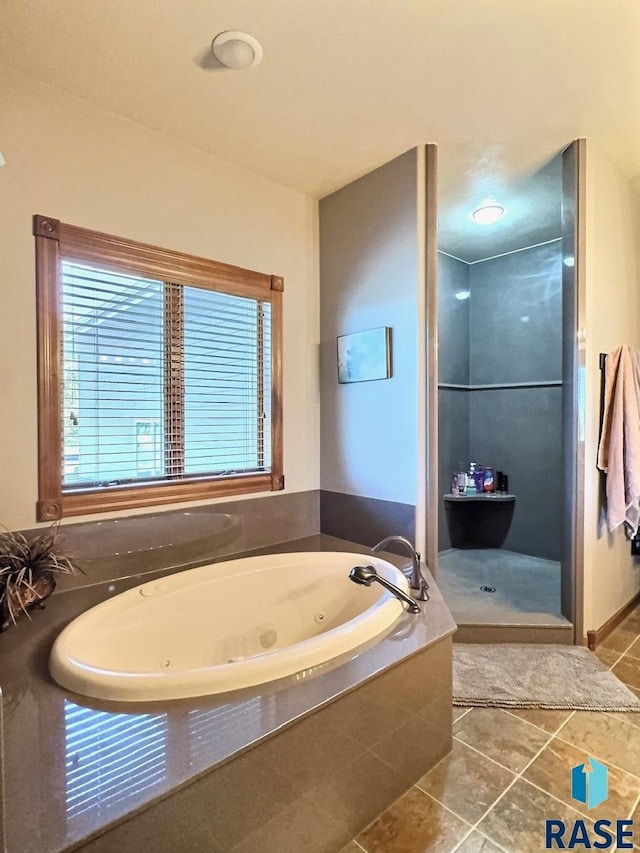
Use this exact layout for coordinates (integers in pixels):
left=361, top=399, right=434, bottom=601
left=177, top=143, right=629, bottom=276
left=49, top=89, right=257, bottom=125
left=545, top=759, right=631, bottom=848
left=571, top=757, right=608, bottom=809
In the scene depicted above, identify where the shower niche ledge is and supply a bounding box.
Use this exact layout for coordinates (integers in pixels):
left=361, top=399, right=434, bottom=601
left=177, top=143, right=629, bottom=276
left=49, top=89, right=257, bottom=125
left=444, top=493, right=516, bottom=548
left=444, top=493, right=515, bottom=502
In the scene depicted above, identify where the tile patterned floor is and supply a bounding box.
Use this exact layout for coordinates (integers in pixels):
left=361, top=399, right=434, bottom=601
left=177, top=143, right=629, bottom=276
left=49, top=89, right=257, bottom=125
left=340, top=606, right=640, bottom=853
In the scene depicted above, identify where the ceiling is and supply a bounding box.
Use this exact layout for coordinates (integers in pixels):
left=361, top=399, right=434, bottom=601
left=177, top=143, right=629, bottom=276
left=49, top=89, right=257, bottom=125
left=438, top=150, right=563, bottom=262
left=2, top=0, right=640, bottom=250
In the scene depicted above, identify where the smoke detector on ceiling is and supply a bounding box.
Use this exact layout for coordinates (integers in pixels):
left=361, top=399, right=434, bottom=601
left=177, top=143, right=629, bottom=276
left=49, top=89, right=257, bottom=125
left=211, top=31, right=263, bottom=70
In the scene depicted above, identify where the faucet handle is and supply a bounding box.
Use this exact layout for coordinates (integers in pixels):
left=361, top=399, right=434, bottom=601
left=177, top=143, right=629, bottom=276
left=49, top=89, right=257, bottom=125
left=414, top=576, right=430, bottom=602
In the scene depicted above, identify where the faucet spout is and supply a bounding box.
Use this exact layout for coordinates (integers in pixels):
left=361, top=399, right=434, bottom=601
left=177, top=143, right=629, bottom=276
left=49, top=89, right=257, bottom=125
left=371, top=535, right=429, bottom=601
left=349, top=565, right=420, bottom=614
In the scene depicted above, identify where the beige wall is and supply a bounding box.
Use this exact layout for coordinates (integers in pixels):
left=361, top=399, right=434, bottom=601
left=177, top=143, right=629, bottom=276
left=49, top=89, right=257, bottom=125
left=583, top=141, right=640, bottom=631
left=0, top=68, right=319, bottom=530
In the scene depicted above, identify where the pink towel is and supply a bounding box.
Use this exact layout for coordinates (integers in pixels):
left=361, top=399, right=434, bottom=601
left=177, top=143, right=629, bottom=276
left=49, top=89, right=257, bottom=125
left=597, top=346, right=640, bottom=535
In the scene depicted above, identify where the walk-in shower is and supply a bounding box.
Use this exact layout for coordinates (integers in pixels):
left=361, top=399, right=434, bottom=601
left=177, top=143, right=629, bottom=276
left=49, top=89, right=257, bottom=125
left=435, top=147, right=579, bottom=636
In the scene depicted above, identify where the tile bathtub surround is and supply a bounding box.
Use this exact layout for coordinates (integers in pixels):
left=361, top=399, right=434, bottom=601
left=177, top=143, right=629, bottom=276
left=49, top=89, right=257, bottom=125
left=0, top=534, right=456, bottom=853
left=23, top=489, right=320, bottom=591
left=45, top=638, right=454, bottom=853
left=342, top=603, right=640, bottom=853
left=320, top=490, right=416, bottom=549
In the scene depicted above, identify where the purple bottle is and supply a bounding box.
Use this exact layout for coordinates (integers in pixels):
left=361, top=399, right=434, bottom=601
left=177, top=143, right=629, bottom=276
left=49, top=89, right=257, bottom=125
left=474, top=465, right=484, bottom=494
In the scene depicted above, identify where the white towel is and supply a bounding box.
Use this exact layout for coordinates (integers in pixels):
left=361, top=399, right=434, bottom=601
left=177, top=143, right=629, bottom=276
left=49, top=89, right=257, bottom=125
left=597, top=345, right=640, bottom=535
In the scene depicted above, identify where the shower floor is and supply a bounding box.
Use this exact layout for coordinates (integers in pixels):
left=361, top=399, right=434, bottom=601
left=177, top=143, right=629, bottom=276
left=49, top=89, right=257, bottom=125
left=437, top=547, right=568, bottom=626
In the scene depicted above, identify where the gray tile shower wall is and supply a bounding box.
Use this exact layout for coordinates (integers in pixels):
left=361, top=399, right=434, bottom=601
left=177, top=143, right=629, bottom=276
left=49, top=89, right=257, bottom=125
left=24, top=491, right=320, bottom=590
left=438, top=252, right=470, bottom=551
left=468, top=241, right=563, bottom=385
left=438, top=253, right=470, bottom=386
left=437, top=390, right=469, bottom=551
left=469, top=386, right=563, bottom=560
left=320, top=491, right=415, bottom=549
left=437, top=242, right=563, bottom=560
left=437, top=252, right=471, bottom=551
left=468, top=242, right=563, bottom=561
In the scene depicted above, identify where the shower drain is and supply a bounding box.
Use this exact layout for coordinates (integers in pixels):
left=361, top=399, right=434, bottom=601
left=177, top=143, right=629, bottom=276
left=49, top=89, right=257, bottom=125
left=480, top=585, right=496, bottom=593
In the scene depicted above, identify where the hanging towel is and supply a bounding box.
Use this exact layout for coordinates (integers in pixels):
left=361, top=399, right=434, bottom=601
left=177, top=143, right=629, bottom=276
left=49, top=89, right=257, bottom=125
left=597, top=345, right=640, bottom=535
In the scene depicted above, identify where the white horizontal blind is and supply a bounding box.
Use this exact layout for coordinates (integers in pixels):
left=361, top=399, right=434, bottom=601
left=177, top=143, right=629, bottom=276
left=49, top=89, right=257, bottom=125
left=61, top=261, right=270, bottom=490
left=64, top=701, right=167, bottom=833
left=61, top=262, right=165, bottom=488
left=183, top=287, right=271, bottom=475
left=187, top=699, right=263, bottom=772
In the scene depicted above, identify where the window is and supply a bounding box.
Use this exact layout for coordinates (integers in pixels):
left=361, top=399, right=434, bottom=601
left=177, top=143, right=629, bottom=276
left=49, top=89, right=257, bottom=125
left=34, top=215, right=283, bottom=520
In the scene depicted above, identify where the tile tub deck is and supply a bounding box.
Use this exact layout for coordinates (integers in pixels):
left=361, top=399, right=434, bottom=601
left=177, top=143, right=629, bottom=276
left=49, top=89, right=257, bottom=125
left=0, top=534, right=456, bottom=853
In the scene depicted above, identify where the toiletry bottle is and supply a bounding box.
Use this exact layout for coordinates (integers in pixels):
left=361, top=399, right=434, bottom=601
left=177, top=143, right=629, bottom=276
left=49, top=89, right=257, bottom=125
left=502, top=473, right=509, bottom=495
left=456, top=470, right=466, bottom=495
left=474, top=464, right=485, bottom=494
left=467, top=463, right=477, bottom=494
left=483, top=467, right=495, bottom=493
left=496, top=470, right=504, bottom=493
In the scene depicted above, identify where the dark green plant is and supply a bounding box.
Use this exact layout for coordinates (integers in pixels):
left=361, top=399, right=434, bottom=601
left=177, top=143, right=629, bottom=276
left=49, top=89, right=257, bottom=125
left=0, top=525, right=82, bottom=631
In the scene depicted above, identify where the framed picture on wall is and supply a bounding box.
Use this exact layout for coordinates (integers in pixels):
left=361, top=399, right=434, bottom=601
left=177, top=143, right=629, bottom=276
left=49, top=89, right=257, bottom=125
left=337, top=327, right=392, bottom=384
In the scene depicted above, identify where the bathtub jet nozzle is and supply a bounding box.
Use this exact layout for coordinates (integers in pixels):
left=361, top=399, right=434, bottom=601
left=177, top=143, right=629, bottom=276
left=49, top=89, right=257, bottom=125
left=348, top=565, right=420, bottom=614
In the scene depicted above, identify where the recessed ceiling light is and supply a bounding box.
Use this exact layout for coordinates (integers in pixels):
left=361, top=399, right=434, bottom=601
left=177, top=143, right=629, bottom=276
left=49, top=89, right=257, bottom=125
left=211, top=31, right=263, bottom=70
left=471, top=200, right=506, bottom=225
left=455, top=290, right=471, bottom=301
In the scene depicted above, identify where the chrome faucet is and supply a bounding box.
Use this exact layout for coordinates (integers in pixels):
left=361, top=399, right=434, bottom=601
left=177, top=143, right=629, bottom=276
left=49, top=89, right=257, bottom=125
left=349, top=565, right=420, bottom=614
left=371, top=535, right=430, bottom=601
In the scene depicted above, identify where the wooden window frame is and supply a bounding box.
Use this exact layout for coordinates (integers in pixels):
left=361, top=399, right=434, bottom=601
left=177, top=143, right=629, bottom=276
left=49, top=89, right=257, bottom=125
left=34, top=215, right=284, bottom=521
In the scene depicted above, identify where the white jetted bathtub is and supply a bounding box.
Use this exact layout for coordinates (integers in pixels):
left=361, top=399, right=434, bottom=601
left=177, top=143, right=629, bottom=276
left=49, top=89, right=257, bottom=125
left=49, top=552, right=409, bottom=702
